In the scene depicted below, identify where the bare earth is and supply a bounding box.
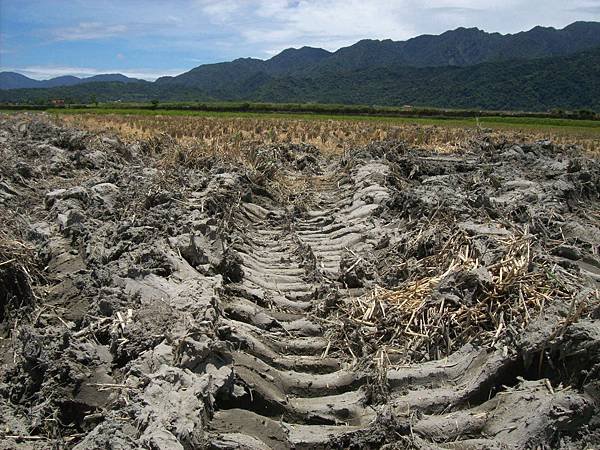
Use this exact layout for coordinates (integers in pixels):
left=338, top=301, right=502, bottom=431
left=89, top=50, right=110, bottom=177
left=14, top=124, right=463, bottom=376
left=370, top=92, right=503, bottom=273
left=0, top=113, right=599, bottom=449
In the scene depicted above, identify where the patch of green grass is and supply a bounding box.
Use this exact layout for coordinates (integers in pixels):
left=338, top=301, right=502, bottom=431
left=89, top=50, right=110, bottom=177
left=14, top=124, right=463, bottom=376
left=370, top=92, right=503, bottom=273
left=476, top=116, right=600, bottom=128
left=474, top=117, right=600, bottom=139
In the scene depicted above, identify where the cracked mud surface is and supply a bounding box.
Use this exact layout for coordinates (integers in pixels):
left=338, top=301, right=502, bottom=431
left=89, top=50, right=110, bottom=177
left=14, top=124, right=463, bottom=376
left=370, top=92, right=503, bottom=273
left=0, top=114, right=599, bottom=449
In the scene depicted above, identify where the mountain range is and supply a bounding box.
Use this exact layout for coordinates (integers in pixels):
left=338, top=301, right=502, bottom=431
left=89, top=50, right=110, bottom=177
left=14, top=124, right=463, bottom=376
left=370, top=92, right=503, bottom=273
left=0, top=72, right=142, bottom=90
left=1, top=21, right=600, bottom=111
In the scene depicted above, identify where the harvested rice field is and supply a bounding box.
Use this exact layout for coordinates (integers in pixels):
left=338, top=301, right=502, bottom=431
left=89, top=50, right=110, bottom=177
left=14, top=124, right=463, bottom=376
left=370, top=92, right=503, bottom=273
left=0, top=112, right=599, bottom=449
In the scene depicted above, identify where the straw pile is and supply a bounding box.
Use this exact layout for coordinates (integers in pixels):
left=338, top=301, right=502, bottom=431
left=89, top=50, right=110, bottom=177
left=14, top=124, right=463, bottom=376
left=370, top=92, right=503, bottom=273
left=329, top=223, right=592, bottom=364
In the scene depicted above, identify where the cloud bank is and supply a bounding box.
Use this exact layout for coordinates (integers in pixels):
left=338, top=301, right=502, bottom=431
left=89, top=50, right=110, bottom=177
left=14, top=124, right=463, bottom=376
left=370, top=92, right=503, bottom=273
left=1, top=0, right=599, bottom=79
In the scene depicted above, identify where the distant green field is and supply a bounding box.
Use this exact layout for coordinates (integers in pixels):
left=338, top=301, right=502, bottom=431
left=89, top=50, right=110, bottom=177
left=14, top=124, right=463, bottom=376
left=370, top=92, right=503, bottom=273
left=2, top=107, right=600, bottom=137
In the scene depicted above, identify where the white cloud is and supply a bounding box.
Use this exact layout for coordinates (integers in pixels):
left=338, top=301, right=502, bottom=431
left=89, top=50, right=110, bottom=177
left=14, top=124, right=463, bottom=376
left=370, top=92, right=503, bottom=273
left=191, top=0, right=600, bottom=57
left=52, top=22, right=128, bottom=41
left=198, top=0, right=419, bottom=55
left=2, top=0, right=599, bottom=79
left=197, top=0, right=242, bottom=22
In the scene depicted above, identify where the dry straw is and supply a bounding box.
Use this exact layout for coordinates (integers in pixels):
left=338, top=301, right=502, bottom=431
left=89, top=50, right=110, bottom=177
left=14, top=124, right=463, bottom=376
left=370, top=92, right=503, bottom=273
left=58, top=113, right=600, bottom=156
left=329, top=224, right=591, bottom=364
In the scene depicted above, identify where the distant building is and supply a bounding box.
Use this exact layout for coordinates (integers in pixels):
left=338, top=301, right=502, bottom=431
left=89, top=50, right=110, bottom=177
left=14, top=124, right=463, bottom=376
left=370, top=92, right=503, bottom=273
left=50, top=99, right=65, bottom=106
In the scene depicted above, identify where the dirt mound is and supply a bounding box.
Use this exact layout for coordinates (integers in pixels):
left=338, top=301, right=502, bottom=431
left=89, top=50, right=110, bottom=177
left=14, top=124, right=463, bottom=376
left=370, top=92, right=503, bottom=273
left=0, top=113, right=598, bottom=449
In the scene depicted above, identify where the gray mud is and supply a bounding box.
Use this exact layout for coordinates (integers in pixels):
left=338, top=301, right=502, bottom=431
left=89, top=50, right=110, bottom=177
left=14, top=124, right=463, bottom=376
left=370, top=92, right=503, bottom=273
left=0, top=114, right=599, bottom=449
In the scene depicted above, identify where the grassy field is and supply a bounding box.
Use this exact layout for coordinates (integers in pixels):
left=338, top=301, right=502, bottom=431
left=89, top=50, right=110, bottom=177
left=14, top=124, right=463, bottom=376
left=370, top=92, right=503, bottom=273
left=2, top=107, right=599, bottom=152
left=2, top=100, right=597, bottom=120
left=49, top=107, right=600, bottom=128
left=46, top=109, right=599, bottom=155
left=3, top=105, right=600, bottom=125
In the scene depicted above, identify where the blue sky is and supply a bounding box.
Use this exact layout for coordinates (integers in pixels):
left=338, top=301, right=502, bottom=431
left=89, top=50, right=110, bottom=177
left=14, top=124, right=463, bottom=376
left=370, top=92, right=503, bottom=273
left=1, top=0, right=599, bottom=80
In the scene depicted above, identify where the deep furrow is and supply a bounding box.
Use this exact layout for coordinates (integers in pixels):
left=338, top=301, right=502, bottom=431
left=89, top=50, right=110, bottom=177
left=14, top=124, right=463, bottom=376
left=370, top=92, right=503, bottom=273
left=211, top=169, right=398, bottom=446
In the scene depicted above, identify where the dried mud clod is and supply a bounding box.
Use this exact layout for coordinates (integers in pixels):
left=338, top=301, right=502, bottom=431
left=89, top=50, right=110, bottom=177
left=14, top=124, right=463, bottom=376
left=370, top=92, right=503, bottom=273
left=0, top=112, right=599, bottom=450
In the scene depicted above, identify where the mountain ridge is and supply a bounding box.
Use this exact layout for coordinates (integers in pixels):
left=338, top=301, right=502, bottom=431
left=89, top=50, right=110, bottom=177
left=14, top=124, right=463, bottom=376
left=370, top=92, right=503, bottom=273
left=1, top=21, right=599, bottom=112
left=3, top=21, right=600, bottom=91
left=2, top=46, right=599, bottom=112
left=154, top=21, right=600, bottom=91
left=0, top=72, right=144, bottom=90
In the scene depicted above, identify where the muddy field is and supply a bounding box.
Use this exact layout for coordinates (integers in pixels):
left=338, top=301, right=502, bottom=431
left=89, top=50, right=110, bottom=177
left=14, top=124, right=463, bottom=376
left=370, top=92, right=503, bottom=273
left=0, top=113, right=599, bottom=449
